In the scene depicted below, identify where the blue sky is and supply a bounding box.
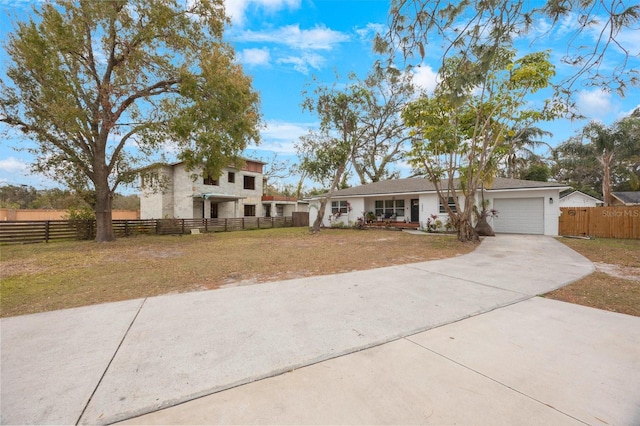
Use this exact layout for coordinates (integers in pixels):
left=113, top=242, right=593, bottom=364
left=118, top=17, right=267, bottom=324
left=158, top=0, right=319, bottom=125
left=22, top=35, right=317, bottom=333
left=1, top=0, right=639, bottom=193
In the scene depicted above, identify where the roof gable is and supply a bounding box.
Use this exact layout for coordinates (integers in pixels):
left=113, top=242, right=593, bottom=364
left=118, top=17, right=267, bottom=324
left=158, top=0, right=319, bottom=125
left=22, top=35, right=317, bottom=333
left=560, top=190, right=602, bottom=203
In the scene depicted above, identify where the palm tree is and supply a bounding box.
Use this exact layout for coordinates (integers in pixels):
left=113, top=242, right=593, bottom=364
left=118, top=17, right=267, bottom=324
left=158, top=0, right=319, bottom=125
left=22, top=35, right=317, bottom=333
left=583, top=118, right=639, bottom=206
left=502, top=126, right=552, bottom=179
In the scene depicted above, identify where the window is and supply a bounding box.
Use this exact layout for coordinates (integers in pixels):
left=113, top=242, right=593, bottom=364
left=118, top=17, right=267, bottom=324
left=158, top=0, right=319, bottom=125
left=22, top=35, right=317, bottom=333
left=228, top=172, right=235, bottom=183
left=203, top=172, right=218, bottom=186
left=244, top=204, right=256, bottom=216
left=243, top=175, right=255, bottom=190
left=331, top=200, right=348, bottom=215
left=374, top=199, right=404, bottom=217
left=439, top=197, right=457, bottom=213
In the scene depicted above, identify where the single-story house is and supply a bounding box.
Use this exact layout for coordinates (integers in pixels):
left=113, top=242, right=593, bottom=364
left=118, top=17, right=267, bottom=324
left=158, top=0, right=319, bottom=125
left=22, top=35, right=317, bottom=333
left=307, top=177, right=571, bottom=236
left=611, top=191, right=640, bottom=206
left=559, top=190, right=603, bottom=207
left=140, top=159, right=307, bottom=219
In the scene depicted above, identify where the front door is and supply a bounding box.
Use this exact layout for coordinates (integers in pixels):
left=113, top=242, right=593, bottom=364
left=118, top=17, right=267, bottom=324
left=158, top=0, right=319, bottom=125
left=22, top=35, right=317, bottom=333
left=411, top=199, right=419, bottom=222
left=210, top=203, right=218, bottom=219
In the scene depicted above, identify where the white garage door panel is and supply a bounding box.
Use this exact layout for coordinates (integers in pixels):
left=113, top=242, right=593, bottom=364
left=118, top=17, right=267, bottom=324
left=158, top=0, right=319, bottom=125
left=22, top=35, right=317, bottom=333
left=493, top=198, right=544, bottom=234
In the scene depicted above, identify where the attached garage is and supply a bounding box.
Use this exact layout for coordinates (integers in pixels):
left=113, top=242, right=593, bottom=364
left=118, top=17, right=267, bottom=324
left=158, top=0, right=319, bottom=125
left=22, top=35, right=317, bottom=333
left=492, top=198, right=544, bottom=234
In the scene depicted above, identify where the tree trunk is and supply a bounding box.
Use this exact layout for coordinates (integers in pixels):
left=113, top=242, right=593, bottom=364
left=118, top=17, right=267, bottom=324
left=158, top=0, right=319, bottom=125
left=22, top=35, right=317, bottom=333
left=94, top=171, right=115, bottom=242
left=312, top=197, right=328, bottom=233
left=602, top=153, right=612, bottom=206
left=457, top=198, right=479, bottom=242
left=457, top=216, right=478, bottom=242
left=474, top=214, right=495, bottom=236
left=311, top=164, right=347, bottom=234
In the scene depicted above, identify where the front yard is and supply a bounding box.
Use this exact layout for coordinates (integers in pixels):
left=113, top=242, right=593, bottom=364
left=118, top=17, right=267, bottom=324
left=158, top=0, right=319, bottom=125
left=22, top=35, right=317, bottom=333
left=2, top=228, right=637, bottom=318
left=0, top=227, right=475, bottom=317
left=546, top=237, right=640, bottom=317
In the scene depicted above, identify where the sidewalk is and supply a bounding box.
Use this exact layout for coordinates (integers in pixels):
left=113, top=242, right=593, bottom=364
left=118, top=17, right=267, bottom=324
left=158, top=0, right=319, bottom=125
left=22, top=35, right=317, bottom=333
left=2, top=235, right=638, bottom=425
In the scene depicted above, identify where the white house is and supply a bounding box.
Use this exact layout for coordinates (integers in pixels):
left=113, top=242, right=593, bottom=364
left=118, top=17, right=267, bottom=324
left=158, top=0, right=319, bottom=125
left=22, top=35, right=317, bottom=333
left=307, top=177, right=571, bottom=236
left=140, top=159, right=307, bottom=219
left=559, top=190, right=603, bottom=207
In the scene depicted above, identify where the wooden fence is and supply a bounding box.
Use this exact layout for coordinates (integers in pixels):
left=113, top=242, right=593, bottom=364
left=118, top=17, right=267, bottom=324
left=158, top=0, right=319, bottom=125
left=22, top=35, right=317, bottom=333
left=558, top=207, right=640, bottom=239
left=291, top=211, right=309, bottom=227
left=0, top=216, right=294, bottom=244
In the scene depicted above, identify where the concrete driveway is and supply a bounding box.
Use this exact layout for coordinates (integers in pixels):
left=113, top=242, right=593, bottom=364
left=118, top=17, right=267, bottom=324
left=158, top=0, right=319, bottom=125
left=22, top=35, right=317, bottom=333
left=2, top=235, right=639, bottom=425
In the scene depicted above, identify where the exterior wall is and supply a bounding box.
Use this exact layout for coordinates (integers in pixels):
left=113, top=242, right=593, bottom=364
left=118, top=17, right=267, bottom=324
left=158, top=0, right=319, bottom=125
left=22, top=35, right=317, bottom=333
left=418, top=193, right=465, bottom=230
left=308, top=200, right=320, bottom=226
left=312, top=194, right=460, bottom=229
left=0, top=209, right=139, bottom=221
left=140, top=166, right=174, bottom=219
left=140, top=161, right=265, bottom=219
left=172, top=164, right=197, bottom=218
left=308, top=188, right=561, bottom=235
left=237, top=170, right=264, bottom=217
left=559, top=192, right=601, bottom=207
left=484, top=188, right=561, bottom=236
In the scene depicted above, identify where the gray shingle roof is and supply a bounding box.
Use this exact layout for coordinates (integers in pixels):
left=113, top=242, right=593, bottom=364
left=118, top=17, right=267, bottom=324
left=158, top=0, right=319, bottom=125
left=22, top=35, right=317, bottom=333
left=612, top=191, right=640, bottom=205
left=314, top=177, right=569, bottom=198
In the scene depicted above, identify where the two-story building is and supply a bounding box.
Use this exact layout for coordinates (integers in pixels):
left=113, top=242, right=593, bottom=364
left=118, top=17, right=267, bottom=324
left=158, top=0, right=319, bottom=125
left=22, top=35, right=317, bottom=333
left=140, top=159, right=307, bottom=219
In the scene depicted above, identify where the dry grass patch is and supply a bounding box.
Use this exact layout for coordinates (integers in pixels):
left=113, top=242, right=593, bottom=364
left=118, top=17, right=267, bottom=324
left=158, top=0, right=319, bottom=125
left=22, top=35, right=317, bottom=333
left=546, top=238, right=640, bottom=317
left=1, top=227, right=476, bottom=317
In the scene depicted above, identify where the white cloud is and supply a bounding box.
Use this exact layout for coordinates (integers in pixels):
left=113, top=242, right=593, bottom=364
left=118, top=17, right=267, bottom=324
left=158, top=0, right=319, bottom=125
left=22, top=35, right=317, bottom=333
left=235, top=24, right=349, bottom=50
left=0, top=0, right=39, bottom=10
left=412, top=64, right=439, bottom=94
left=617, top=104, right=640, bottom=120
left=0, top=157, right=29, bottom=173
left=225, top=0, right=301, bottom=27
left=576, top=89, right=614, bottom=119
left=238, top=48, right=271, bottom=66
left=556, top=12, right=581, bottom=37
left=0, top=156, right=59, bottom=189
left=612, top=26, right=640, bottom=54
left=256, top=120, right=313, bottom=153
left=355, top=22, right=386, bottom=41
left=277, top=52, right=325, bottom=74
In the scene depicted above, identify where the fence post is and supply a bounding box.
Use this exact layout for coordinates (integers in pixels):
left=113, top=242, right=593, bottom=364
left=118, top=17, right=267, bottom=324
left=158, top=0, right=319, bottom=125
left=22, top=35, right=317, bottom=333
left=257, top=217, right=260, bottom=229
left=225, top=218, right=228, bottom=232
left=181, top=219, right=185, bottom=234
left=204, top=218, right=208, bottom=233
left=124, top=220, right=129, bottom=237
left=45, top=221, right=50, bottom=243
left=242, top=218, right=245, bottom=230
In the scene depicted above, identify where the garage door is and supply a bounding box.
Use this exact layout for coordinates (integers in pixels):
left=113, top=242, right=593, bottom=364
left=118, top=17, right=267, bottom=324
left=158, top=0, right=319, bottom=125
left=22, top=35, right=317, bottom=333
left=492, top=198, right=544, bottom=234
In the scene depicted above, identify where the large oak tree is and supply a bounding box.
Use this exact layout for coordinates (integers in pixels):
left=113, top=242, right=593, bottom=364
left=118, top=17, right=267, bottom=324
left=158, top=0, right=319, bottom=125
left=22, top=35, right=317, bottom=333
left=0, top=0, right=261, bottom=242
